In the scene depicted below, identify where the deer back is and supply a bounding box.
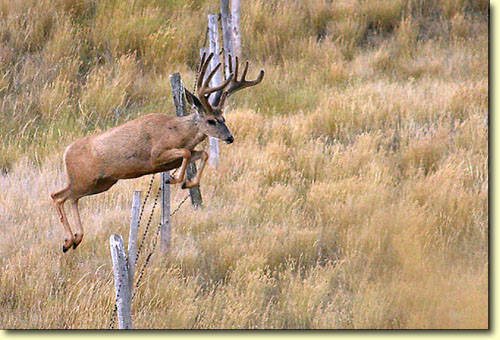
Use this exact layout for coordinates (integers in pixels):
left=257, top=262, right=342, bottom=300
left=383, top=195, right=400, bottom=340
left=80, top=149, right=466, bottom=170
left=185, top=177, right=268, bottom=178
left=67, top=113, right=201, bottom=181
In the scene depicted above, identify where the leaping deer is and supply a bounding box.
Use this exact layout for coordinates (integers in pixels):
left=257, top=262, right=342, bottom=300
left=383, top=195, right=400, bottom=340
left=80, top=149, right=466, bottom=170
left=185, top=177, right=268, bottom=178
left=50, top=53, right=264, bottom=252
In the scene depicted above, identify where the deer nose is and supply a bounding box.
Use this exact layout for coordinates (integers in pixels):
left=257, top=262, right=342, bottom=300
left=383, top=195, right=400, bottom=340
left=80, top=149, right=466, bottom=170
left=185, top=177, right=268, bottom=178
left=225, top=136, right=234, bottom=144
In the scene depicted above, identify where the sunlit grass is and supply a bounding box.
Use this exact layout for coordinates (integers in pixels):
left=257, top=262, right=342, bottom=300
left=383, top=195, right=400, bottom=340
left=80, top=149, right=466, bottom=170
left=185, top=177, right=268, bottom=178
left=0, top=0, right=488, bottom=329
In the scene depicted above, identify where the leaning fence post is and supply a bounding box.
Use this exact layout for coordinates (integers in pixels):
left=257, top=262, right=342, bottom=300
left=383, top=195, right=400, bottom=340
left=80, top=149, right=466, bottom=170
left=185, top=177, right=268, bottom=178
left=127, top=190, right=141, bottom=294
left=207, top=13, right=222, bottom=169
left=169, top=72, right=203, bottom=208
left=160, top=172, right=171, bottom=252
left=110, top=234, right=133, bottom=329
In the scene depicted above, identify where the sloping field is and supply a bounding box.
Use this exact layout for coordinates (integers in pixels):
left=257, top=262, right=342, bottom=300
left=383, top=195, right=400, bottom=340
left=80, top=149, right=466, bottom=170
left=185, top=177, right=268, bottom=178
left=0, top=0, right=488, bottom=329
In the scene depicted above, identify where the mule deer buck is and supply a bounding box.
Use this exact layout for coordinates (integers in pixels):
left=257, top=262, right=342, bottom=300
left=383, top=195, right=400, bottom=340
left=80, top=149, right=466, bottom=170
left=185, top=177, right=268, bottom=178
left=50, top=53, right=264, bottom=252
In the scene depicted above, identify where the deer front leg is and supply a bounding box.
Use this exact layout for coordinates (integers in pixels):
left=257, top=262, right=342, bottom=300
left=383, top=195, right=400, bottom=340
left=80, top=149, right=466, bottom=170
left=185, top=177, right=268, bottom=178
left=182, top=150, right=209, bottom=189
left=152, top=148, right=191, bottom=185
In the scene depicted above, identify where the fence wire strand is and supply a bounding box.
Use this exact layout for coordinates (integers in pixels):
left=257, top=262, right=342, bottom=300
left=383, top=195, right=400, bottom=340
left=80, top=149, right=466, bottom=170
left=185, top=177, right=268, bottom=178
left=109, top=172, right=189, bottom=329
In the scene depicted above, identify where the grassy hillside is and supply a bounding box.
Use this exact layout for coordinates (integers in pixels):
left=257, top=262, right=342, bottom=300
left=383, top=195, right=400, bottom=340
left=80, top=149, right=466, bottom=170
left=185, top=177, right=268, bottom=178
left=0, top=0, right=488, bottom=329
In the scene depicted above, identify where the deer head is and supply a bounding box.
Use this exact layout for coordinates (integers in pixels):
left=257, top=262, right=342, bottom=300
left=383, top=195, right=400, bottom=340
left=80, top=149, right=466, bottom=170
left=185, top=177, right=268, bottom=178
left=184, top=52, right=264, bottom=144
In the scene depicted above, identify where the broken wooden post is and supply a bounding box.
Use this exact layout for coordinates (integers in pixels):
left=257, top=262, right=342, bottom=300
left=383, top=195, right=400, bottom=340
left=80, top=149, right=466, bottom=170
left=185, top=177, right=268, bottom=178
left=207, top=14, right=222, bottom=169
left=110, top=234, right=133, bottom=329
left=169, top=72, right=203, bottom=208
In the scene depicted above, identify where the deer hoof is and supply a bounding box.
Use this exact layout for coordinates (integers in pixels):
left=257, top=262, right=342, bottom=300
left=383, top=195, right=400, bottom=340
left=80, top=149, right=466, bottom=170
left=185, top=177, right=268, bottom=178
left=73, top=233, right=83, bottom=249
left=165, top=174, right=176, bottom=185
left=63, top=238, right=73, bottom=253
left=72, top=239, right=82, bottom=250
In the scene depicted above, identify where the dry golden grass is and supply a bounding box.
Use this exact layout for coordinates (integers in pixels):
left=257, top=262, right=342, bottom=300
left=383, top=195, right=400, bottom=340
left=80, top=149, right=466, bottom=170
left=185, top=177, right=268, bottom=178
left=0, top=0, right=488, bottom=329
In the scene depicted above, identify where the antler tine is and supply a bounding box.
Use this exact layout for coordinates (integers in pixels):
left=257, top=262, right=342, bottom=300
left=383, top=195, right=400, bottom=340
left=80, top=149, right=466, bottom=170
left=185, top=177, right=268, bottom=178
left=202, top=62, right=222, bottom=93
left=228, top=54, right=233, bottom=74
left=227, top=61, right=264, bottom=95
left=198, top=52, right=207, bottom=73
left=226, top=54, right=240, bottom=78
left=200, top=62, right=234, bottom=96
left=197, top=52, right=214, bottom=90
left=215, top=91, right=229, bottom=109
left=234, top=56, right=239, bottom=79
left=211, top=73, right=234, bottom=94
left=248, top=69, right=265, bottom=86
left=240, top=60, right=248, bottom=81
left=215, top=55, right=265, bottom=109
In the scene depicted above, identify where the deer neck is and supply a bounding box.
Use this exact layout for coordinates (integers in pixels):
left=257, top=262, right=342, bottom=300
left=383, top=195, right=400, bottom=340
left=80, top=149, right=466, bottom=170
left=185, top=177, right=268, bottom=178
left=180, top=114, right=207, bottom=150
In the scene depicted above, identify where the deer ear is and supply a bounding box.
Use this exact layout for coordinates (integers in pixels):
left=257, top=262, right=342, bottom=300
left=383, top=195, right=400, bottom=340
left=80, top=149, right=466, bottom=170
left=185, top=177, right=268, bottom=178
left=184, top=88, right=205, bottom=114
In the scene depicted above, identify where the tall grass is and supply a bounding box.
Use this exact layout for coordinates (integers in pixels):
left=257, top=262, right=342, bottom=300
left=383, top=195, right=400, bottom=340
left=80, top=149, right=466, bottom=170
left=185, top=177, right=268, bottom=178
left=0, top=0, right=488, bottom=329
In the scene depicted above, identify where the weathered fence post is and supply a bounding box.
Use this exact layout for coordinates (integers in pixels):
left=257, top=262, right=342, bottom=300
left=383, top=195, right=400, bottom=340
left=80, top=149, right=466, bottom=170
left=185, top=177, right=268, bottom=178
left=207, top=14, right=222, bottom=169
left=231, top=0, right=241, bottom=58
left=160, top=172, right=171, bottom=252
left=127, top=191, right=141, bottom=295
left=110, top=234, right=133, bottom=329
left=169, top=72, right=203, bottom=208
left=220, top=0, right=234, bottom=78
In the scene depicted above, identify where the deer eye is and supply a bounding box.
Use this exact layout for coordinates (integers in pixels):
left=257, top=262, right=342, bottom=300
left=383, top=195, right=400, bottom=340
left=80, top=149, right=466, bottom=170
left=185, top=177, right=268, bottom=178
left=207, top=119, right=216, bottom=126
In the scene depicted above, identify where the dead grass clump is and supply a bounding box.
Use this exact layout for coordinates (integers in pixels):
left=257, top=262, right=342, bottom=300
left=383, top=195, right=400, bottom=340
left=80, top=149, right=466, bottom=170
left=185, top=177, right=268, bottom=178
left=395, top=15, right=419, bottom=57
left=406, top=158, right=487, bottom=261
left=446, top=80, right=488, bottom=121
left=361, top=0, right=405, bottom=33
left=400, top=126, right=449, bottom=176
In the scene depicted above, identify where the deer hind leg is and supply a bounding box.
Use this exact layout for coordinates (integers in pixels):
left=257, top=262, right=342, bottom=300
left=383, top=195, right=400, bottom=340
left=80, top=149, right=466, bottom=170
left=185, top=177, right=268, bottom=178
left=152, top=148, right=191, bottom=185
left=69, top=199, right=84, bottom=249
left=182, top=150, right=209, bottom=189
left=50, top=186, right=74, bottom=252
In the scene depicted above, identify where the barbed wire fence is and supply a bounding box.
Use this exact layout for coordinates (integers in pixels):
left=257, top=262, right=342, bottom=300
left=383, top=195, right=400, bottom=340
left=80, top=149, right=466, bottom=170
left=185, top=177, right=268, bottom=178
left=108, top=59, right=206, bottom=329
left=109, top=176, right=189, bottom=329
left=107, top=1, right=240, bottom=329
